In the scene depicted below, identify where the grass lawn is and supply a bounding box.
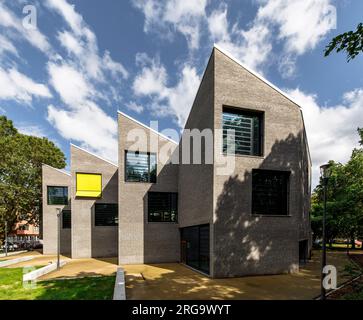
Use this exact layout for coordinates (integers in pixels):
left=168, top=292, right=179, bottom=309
left=0, top=267, right=115, bottom=300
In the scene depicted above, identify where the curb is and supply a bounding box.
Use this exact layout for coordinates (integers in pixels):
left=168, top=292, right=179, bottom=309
left=0, top=256, right=34, bottom=267
left=0, top=250, right=28, bottom=258
left=23, top=261, right=67, bottom=281
left=113, top=268, right=126, bottom=300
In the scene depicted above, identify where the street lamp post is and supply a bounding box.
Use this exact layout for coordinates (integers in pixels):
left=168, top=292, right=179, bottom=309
left=320, top=163, right=332, bottom=300
left=56, top=208, right=61, bottom=270
left=4, top=221, right=8, bottom=257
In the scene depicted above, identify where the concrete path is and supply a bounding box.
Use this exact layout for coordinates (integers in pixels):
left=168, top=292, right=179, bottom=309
left=123, top=251, right=351, bottom=300
left=2, top=250, right=354, bottom=299
left=3, top=252, right=118, bottom=280
left=39, top=257, right=118, bottom=280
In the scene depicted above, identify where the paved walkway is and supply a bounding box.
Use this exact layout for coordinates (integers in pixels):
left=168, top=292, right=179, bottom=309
left=2, top=250, right=356, bottom=299
left=1, top=251, right=118, bottom=280
left=123, top=251, right=352, bottom=300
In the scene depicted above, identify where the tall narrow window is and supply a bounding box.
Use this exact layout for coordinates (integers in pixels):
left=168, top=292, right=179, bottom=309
left=252, top=169, right=290, bottom=215
left=125, top=151, right=157, bottom=183
left=95, top=204, right=118, bottom=226
left=62, top=210, right=71, bottom=229
left=223, top=107, right=263, bottom=156
left=47, top=186, right=68, bottom=205
left=148, top=192, right=178, bottom=222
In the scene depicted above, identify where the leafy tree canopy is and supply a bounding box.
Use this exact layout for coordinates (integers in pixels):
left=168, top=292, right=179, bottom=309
left=0, top=116, right=66, bottom=239
left=325, top=23, right=363, bottom=61
left=311, top=128, right=363, bottom=249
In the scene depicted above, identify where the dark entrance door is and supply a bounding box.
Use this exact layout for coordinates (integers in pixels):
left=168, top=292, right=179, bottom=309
left=180, top=224, right=210, bottom=274
left=299, top=239, right=308, bottom=264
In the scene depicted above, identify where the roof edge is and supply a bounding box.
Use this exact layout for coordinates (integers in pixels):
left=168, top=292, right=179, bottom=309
left=213, top=44, right=302, bottom=109
left=117, top=110, right=178, bottom=145
left=42, top=163, right=71, bottom=176
left=70, top=143, right=118, bottom=167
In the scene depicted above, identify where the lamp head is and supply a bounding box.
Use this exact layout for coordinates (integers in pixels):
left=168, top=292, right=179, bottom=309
left=320, top=163, right=332, bottom=181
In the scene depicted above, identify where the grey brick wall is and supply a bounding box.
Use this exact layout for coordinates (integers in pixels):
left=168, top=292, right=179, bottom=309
left=118, top=113, right=180, bottom=264
left=42, top=164, right=71, bottom=255
left=70, top=145, right=118, bottom=258
left=212, top=47, right=311, bottom=277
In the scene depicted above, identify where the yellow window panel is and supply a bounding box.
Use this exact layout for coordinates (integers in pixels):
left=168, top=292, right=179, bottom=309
left=76, top=173, right=102, bottom=198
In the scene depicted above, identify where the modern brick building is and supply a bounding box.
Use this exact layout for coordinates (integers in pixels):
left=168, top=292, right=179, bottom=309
left=42, top=45, right=312, bottom=278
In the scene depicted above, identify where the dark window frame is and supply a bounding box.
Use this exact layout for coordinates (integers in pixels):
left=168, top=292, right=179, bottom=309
left=62, top=210, right=71, bottom=229
left=47, top=186, right=68, bottom=205
left=94, top=203, right=118, bottom=227
left=222, top=106, right=264, bottom=157
left=148, top=192, right=178, bottom=223
left=124, top=150, right=157, bottom=183
left=251, top=169, right=290, bottom=216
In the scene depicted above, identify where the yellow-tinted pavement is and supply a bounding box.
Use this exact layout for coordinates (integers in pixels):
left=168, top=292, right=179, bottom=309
left=2, top=250, right=355, bottom=299
left=123, top=251, right=351, bottom=300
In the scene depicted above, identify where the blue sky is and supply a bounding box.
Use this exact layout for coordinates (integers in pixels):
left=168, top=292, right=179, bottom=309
left=0, top=0, right=363, bottom=187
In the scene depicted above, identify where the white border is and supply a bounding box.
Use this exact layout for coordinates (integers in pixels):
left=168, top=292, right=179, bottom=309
left=213, top=44, right=302, bottom=109
left=42, top=163, right=71, bottom=176
left=70, top=144, right=118, bottom=167
left=117, top=110, right=178, bottom=144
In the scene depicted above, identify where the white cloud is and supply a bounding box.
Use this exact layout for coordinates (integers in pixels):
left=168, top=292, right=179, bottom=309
left=47, top=62, right=92, bottom=107
left=126, top=101, right=144, bottom=114
left=207, top=5, right=272, bottom=73
left=257, top=0, right=336, bottom=55
left=132, top=54, right=200, bottom=127
left=133, top=57, right=167, bottom=96
left=287, top=88, right=363, bottom=188
left=0, top=2, right=51, bottom=54
left=17, top=125, right=46, bottom=138
left=42, top=0, right=130, bottom=161
left=133, top=0, right=207, bottom=49
left=47, top=104, right=118, bottom=161
left=47, top=0, right=128, bottom=81
left=0, top=35, right=19, bottom=58
left=135, top=0, right=336, bottom=77
left=0, top=67, right=51, bottom=103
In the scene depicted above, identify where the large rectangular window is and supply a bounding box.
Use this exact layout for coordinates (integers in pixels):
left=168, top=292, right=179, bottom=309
left=252, top=169, right=290, bottom=216
left=76, top=173, right=102, bottom=198
left=95, top=203, right=118, bottom=226
left=223, top=107, right=263, bottom=156
left=125, top=151, right=156, bottom=183
left=47, top=186, right=68, bottom=205
left=62, top=210, right=71, bottom=229
left=148, top=192, right=178, bottom=222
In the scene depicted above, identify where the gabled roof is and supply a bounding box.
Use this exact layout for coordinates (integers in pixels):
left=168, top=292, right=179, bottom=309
left=42, top=163, right=71, bottom=176
left=117, top=110, right=178, bottom=144
left=213, top=44, right=302, bottom=109
left=70, top=143, right=118, bottom=167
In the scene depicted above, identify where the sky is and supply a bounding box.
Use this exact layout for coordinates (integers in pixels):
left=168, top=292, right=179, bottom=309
left=0, top=0, right=363, bottom=188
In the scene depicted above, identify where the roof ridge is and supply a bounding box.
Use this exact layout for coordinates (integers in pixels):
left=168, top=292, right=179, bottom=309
left=70, top=144, right=118, bottom=167
left=213, top=43, right=302, bottom=109
left=42, top=163, right=71, bottom=176
left=117, top=110, right=178, bottom=144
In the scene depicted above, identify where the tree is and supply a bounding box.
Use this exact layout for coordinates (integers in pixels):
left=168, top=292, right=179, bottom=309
left=325, top=23, right=363, bottom=61
left=311, top=128, right=363, bottom=251
left=0, top=116, right=66, bottom=241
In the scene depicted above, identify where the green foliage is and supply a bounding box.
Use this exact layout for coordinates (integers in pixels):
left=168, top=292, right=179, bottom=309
left=0, top=267, right=115, bottom=300
left=325, top=23, right=363, bottom=61
left=0, top=116, right=66, bottom=238
left=311, top=128, right=363, bottom=247
left=342, top=261, right=363, bottom=279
